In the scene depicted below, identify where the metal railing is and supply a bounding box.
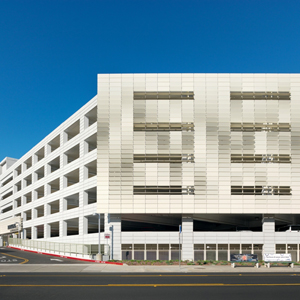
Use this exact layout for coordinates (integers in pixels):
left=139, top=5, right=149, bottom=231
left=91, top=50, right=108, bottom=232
left=8, top=238, right=107, bottom=258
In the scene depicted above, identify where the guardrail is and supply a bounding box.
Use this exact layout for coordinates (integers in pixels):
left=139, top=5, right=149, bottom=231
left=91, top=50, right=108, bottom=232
left=8, top=238, right=107, bottom=259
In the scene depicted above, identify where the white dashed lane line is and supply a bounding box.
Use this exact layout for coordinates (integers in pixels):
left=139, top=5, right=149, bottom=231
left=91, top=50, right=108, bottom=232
left=50, top=259, right=63, bottom=262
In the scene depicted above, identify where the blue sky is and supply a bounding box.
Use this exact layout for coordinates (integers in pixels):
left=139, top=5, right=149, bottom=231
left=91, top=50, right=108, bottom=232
left=1, top=0, right=300, bottom=160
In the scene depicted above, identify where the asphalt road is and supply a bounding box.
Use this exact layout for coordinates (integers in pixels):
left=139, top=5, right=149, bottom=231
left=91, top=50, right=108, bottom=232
left=1, top=273, right=300, bottom=300
left=0, top=247, right=92, bottom=264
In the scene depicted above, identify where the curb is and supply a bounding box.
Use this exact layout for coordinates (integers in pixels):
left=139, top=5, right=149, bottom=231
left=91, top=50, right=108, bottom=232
left=7, top=246, right=123, bottom=265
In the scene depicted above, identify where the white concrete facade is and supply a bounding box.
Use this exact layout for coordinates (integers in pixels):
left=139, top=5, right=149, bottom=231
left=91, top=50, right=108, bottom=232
left=1, top=74, right=300, bottom=261
left=0, top=95, right=99, bottom=246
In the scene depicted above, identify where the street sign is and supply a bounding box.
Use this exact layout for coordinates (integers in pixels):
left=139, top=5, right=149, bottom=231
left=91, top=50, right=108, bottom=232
left=104, top=234, right=110, bottom=239
left=263, top=253, right=291, bottom=262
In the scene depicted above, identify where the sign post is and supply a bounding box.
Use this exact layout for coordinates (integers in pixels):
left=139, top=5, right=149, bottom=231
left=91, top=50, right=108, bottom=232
left=179, top=225, right=182, bottom=267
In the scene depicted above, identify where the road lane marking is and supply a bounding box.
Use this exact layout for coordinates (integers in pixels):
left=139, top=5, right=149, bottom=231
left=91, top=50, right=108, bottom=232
left=0, top=252, right=28, bottom=264
left=1, top=283, right=300, bottom=287
left=2, top=274, right=300, bottom=277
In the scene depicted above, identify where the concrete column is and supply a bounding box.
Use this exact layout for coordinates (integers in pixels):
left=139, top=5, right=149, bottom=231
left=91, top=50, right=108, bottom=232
left=63, top=175, right=68, bottom=189
left=80, top=115, right=85, bottom=132
left=46, top=162, right=51, bottom=176
left=45, top=223, right=50, bottom=239
left=45, top=182, right=51, bottom=197
left=62, top=221, right=67, bottom=237
left=45, top=144, right=51, bottom=157
left=84, top=139, right=89, bottom=155
left=60, top=152, right=66, bottom=169
left=21, top=228, right=24, bottom=239
left=59, top=218, right=64, bottom=238
left=21, top=195, right=26, bottom=206
left=33, top=208, right=37, bottom=219
left=263, top=215, right=275, bottom=255
left=62, top=198, right=67, bottom=211
left=79, top=139, right=85, bottom=157
left=83, top=190, right=88, bottom=206
left=63, top=131, right=68, bottom=144
left=79, top=154, right=85, bottom=184
left=83, top=216, right=88, bottom=235
left=78, top=215, right=84, bottom=237
left=79, top=191, right=84, bottom=207
left=182, top=214, right=194, bottom=261
left=106, top=214, right=121, bottom=260
left=32, top=226, right=37, bottom=240
left=33, top=152, right=38, bottom=165
left=83, top=165, right=88, bottom=180
left=32, top=171, right=38, bottom=183
left=83, top=115, right=89, bottom=130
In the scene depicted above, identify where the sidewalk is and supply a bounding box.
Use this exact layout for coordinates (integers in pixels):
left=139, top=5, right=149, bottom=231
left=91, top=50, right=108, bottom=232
left=1, top=263, right=300, bottom=273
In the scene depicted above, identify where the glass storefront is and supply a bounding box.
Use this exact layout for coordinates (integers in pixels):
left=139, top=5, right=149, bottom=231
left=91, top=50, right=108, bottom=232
left=120, top=243, right=300, bottom=261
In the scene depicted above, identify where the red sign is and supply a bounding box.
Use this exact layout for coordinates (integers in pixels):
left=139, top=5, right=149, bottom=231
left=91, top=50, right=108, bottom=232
left=104, top=234, right=110, bottom=239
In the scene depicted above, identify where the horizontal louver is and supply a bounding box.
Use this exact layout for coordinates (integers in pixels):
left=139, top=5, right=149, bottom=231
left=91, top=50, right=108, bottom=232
left=134, top=91, right=194, bottom=100
left=231, top=186, right=291, bottom=195
left=134, top=186, right=195, bottom=195
left=231, top=123, right=290, bottom=132
left=134, top=122, right=194, bottom=131
left=231, top=91, right=290, bottom=100
left=231, top=154, right=291, bottom=163
left=134, top=154, right=194, bottom=163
